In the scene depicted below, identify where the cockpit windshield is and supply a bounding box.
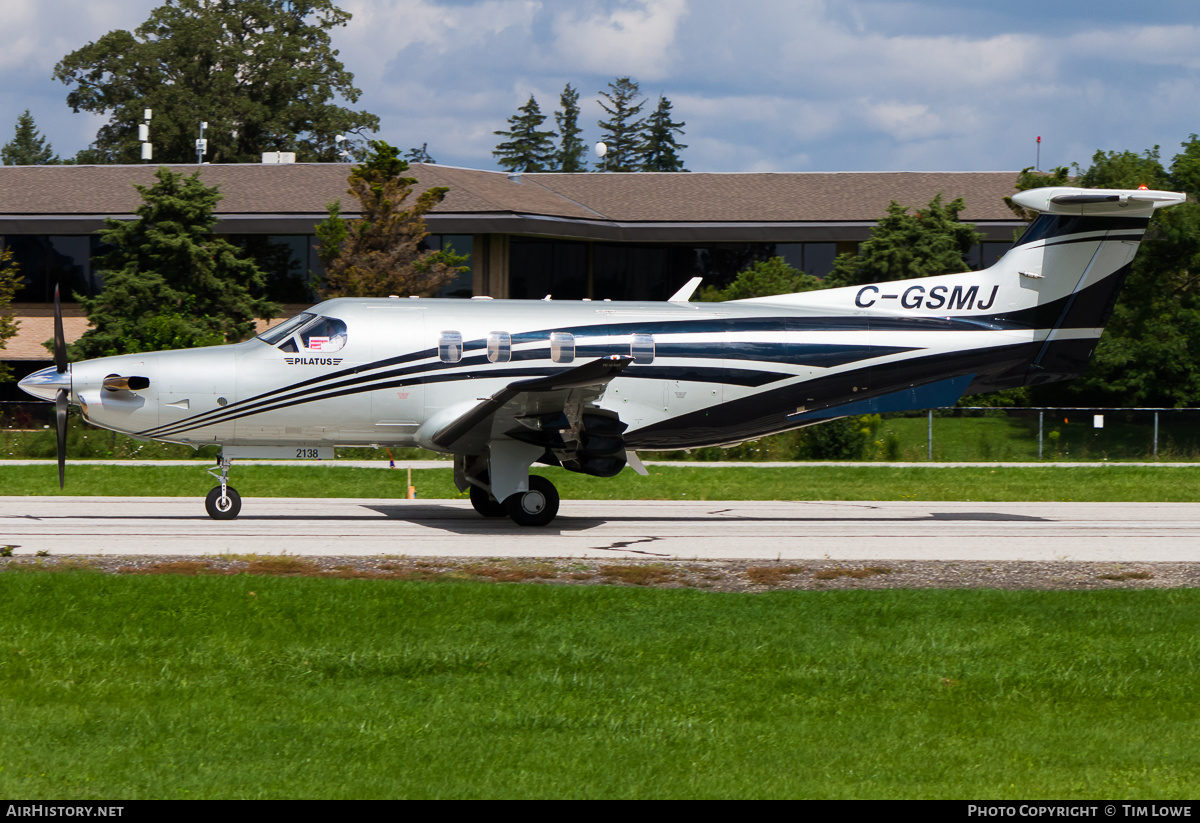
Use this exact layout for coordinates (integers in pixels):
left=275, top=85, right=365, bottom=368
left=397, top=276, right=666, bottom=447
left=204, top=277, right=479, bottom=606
left=258, top=313, right=348, bottom=353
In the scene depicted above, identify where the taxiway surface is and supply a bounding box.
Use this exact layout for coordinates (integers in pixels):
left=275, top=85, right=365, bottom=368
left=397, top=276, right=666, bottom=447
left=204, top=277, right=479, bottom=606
left=2, top=496, right=1199, bottom=561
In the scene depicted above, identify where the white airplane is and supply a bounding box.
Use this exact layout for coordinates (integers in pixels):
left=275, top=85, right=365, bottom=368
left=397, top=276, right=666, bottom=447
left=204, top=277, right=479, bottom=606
left=19, top=186, right=1185, bottom=526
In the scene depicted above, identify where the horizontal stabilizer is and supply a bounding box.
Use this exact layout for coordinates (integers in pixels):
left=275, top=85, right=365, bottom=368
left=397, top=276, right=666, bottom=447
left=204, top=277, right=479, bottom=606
left=1012, top=187, right=1185, bottom=215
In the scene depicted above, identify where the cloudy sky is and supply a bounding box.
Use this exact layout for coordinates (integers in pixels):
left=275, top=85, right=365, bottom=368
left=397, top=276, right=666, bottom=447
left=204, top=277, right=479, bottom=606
left=4, top=0, right=1200, bottom=174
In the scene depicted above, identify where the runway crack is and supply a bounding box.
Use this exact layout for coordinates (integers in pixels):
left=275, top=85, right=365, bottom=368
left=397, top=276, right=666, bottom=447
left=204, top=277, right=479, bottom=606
left=593, top=537, right=669, bottom=556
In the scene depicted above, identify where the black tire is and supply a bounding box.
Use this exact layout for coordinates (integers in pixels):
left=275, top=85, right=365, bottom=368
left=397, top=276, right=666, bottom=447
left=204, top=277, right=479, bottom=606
left=504, top=475, right=560, bottom=527
left=205, top=486, right=242, bottom=520
left=469, top=483, right=507, bottom=517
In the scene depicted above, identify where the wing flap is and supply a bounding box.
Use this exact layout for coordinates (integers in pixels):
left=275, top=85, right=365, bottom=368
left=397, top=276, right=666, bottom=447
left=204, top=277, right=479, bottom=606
left=430, top=356, right=633, bottom=451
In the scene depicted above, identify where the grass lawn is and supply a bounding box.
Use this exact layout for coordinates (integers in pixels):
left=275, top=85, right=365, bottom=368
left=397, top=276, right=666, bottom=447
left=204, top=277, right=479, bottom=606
left=1, top=571, right=1197, bottom=799
left=2, top=462, right=1200, bottom=502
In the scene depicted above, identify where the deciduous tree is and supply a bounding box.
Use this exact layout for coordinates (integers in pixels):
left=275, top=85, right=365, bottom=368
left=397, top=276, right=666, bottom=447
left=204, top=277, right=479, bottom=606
left=317, top=141, right=467, bottom=298
left=1048, top=142, right=1200, bottom=407
left=69, top=167, right=277, bottom=359
left=54, top=0, right=378, bottom=164
left=823, top=195, right=982, bottom=288
left=699, top=257, right=820, bottom=301
left=1004, top=165, right=1071, bottom=222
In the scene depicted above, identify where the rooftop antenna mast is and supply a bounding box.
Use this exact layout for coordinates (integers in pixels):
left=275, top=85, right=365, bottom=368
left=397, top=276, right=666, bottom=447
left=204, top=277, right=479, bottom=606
left=195, top=122, right=208, bottom=165
left=138, top=109, right=152, bottom=162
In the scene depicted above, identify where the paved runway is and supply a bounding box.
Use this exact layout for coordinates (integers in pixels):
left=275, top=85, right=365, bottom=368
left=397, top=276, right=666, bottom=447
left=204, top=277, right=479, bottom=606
left=2, top=496, right=1199, bottom=561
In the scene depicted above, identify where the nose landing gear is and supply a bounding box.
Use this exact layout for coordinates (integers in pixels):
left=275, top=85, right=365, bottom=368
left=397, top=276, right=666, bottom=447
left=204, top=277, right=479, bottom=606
left=205, top=456, right=241, bottom=520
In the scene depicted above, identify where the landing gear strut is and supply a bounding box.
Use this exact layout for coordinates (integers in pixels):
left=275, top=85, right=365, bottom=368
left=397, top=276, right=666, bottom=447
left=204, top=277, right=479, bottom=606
left=205, top=456, right=241, bottom=520
left=468, top=474, right=507, bottom=518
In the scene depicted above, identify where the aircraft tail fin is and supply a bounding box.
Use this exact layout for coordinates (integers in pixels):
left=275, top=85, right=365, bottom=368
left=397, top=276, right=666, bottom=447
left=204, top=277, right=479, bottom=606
left=736, top=186, right=1185, bottom=388
left=1002, top=187, right=1184, bottom=385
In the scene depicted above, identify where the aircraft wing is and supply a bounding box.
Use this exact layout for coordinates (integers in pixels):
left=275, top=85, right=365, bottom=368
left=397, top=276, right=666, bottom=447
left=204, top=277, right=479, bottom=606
left=430, top=355, right=633, bottom=452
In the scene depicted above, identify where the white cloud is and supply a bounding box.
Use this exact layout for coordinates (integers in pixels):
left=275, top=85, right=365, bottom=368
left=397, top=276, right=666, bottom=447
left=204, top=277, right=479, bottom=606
left=7, top=0, right=1200, bottom=172
left=551, top=0, right=689, bottom=80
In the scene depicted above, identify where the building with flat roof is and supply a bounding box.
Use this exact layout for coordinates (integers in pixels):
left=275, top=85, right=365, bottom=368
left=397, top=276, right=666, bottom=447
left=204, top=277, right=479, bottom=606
left=0, top=163, right=1024, bottom=390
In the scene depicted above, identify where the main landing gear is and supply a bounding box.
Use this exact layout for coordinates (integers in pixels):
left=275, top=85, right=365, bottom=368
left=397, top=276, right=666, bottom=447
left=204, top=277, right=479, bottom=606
left=459, top=452, right=562, bottom=527
left=467, top=472, right=560, bottom=527
left=205, top=456, right=241, bottom=520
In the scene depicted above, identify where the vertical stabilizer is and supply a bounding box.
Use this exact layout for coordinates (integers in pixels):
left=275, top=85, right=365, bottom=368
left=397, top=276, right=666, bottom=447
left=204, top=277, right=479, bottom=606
left=1006, top=187, right=1184, bottom=384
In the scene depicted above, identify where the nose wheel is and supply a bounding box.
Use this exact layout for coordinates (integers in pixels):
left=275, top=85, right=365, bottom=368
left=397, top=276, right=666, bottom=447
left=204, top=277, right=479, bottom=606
left=205, top=456, right=242, bottom=520
left=205, top=486, right=242, bottom=520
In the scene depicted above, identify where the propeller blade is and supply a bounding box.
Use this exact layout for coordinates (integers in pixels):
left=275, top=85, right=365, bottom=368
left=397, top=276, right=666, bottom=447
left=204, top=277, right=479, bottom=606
left=53, top=285, right=67, bottom=375
left=55, top=387, right=67, bottom=490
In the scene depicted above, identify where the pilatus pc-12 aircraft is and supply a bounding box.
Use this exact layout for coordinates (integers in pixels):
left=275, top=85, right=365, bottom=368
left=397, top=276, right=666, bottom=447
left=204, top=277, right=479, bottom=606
left=20, top=186, right=1185, bottom=526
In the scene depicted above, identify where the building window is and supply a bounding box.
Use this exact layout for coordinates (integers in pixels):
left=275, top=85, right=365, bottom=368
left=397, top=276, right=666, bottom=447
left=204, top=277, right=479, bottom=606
left=487, top=331, right=511, bottom=363
left=631, top=333, right=654, bottom=364
left=509, top=238, right=588, bottom=300
left=550, top=332, right=574, bottom=363
left=424, top=234, right=475, bottom=298
left=438, top=331, right=462, bottom=363
left=2, top=235, right=100, bottom=302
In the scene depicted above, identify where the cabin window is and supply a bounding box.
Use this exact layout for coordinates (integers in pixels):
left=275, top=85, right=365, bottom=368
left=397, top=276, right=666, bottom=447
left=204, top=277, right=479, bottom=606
left=487, top=331, right=511, bottom=363
left=438, top=331, right=463, bottom=363
left=631, top=333, right=655, bottom=364
left=550, top=332, right=575, bottom=364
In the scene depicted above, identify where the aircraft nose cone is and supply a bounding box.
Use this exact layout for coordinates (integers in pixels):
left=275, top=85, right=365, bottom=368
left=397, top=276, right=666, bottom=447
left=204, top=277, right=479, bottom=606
left=18, top=365, right=71, bottom=402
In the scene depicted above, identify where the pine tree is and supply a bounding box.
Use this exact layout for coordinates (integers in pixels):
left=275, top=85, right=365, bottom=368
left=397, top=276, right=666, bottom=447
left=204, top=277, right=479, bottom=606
left=596, top=77, right=646, bottom=172
left=69, top=167, right=278, bottom=359
left=493, top=96, right=557, bottom=172
left=405, top=143, right=436, bottom=164
left=553, top=84, right=588, bottom=173
left=317, top=141, right=467, bottom=298
left=639, top=96, right=687, bottom=172
left=2, top=110, right=58, bottom=166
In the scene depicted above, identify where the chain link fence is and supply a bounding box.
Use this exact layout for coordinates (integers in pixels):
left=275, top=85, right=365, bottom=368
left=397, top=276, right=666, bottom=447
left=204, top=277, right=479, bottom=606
left=5, top=401, right=1200, bottom=462
left=904, top=407, right=1200, bottom=462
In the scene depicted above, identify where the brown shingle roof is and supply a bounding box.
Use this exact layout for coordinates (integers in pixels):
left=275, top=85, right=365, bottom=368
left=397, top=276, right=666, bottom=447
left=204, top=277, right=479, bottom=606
left=528, top=171, right=1020, bottom=223
left=0, top=164, right=1022, bottom=224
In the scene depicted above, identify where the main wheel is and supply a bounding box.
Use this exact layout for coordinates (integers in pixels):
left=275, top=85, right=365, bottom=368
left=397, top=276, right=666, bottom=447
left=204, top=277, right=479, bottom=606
left=469, top=483, right=506, bottom=517
left=504, top=475, right=560, bottom=527
left=205, top=486, right=242, bottom=520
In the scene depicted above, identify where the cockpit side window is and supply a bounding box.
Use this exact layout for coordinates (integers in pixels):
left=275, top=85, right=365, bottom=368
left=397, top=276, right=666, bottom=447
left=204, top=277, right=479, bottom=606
left=258, top=313, right=348, bottom=353
left=298, top=317, right=348, bottom=353
left=258, top=312, right=315, bottom=345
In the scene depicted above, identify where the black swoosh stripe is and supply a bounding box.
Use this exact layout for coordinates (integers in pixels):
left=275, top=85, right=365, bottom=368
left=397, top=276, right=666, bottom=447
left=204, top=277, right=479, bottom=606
left=137, top=363, right=792, bottom=438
